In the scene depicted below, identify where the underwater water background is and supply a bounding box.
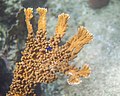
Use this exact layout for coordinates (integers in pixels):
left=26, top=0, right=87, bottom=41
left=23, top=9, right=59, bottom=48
left=0, top=0, right=120, bottom=96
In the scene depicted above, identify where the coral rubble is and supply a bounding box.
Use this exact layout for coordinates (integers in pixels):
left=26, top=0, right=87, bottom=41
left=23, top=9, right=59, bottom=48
left=7, top=7, right=93, bottom=96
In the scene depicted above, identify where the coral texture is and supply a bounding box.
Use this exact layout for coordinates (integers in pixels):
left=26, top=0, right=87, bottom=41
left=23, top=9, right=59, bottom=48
left=7, top=8, right=93, bottom=96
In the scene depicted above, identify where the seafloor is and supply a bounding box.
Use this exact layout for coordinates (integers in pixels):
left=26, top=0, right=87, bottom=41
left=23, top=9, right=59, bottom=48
left=45, top=0, right=120, bottom=96
left=0, top=0, right=120, bottom=96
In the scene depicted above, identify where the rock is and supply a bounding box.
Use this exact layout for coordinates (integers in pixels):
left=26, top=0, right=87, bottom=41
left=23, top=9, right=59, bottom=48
left=88, top=0, right=110, bottom=9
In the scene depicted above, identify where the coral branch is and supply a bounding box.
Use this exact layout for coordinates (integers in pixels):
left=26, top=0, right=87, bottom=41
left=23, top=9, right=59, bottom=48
left=48, top=13, right=70, bottom=48
left=24, top=8, right=34, bottom=38
left=67, top=26, right=93, bottom=60
left=36, top=7, right=47, bottom=42
left=66, top=64, right=91, bottom=85
left=55, top=13, right=70, bottom=37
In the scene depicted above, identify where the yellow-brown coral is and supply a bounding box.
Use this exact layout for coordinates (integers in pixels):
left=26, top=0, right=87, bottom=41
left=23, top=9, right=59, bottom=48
left=7, top=7, right=93, bottom=96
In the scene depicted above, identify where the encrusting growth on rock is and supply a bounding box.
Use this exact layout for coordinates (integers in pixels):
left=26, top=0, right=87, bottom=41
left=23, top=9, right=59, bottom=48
left=7, top=7, right=93, bottom=96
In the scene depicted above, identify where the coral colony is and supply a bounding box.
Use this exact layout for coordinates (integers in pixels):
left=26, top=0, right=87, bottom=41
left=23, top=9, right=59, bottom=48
left=7, top=8, right=93, bottom=96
